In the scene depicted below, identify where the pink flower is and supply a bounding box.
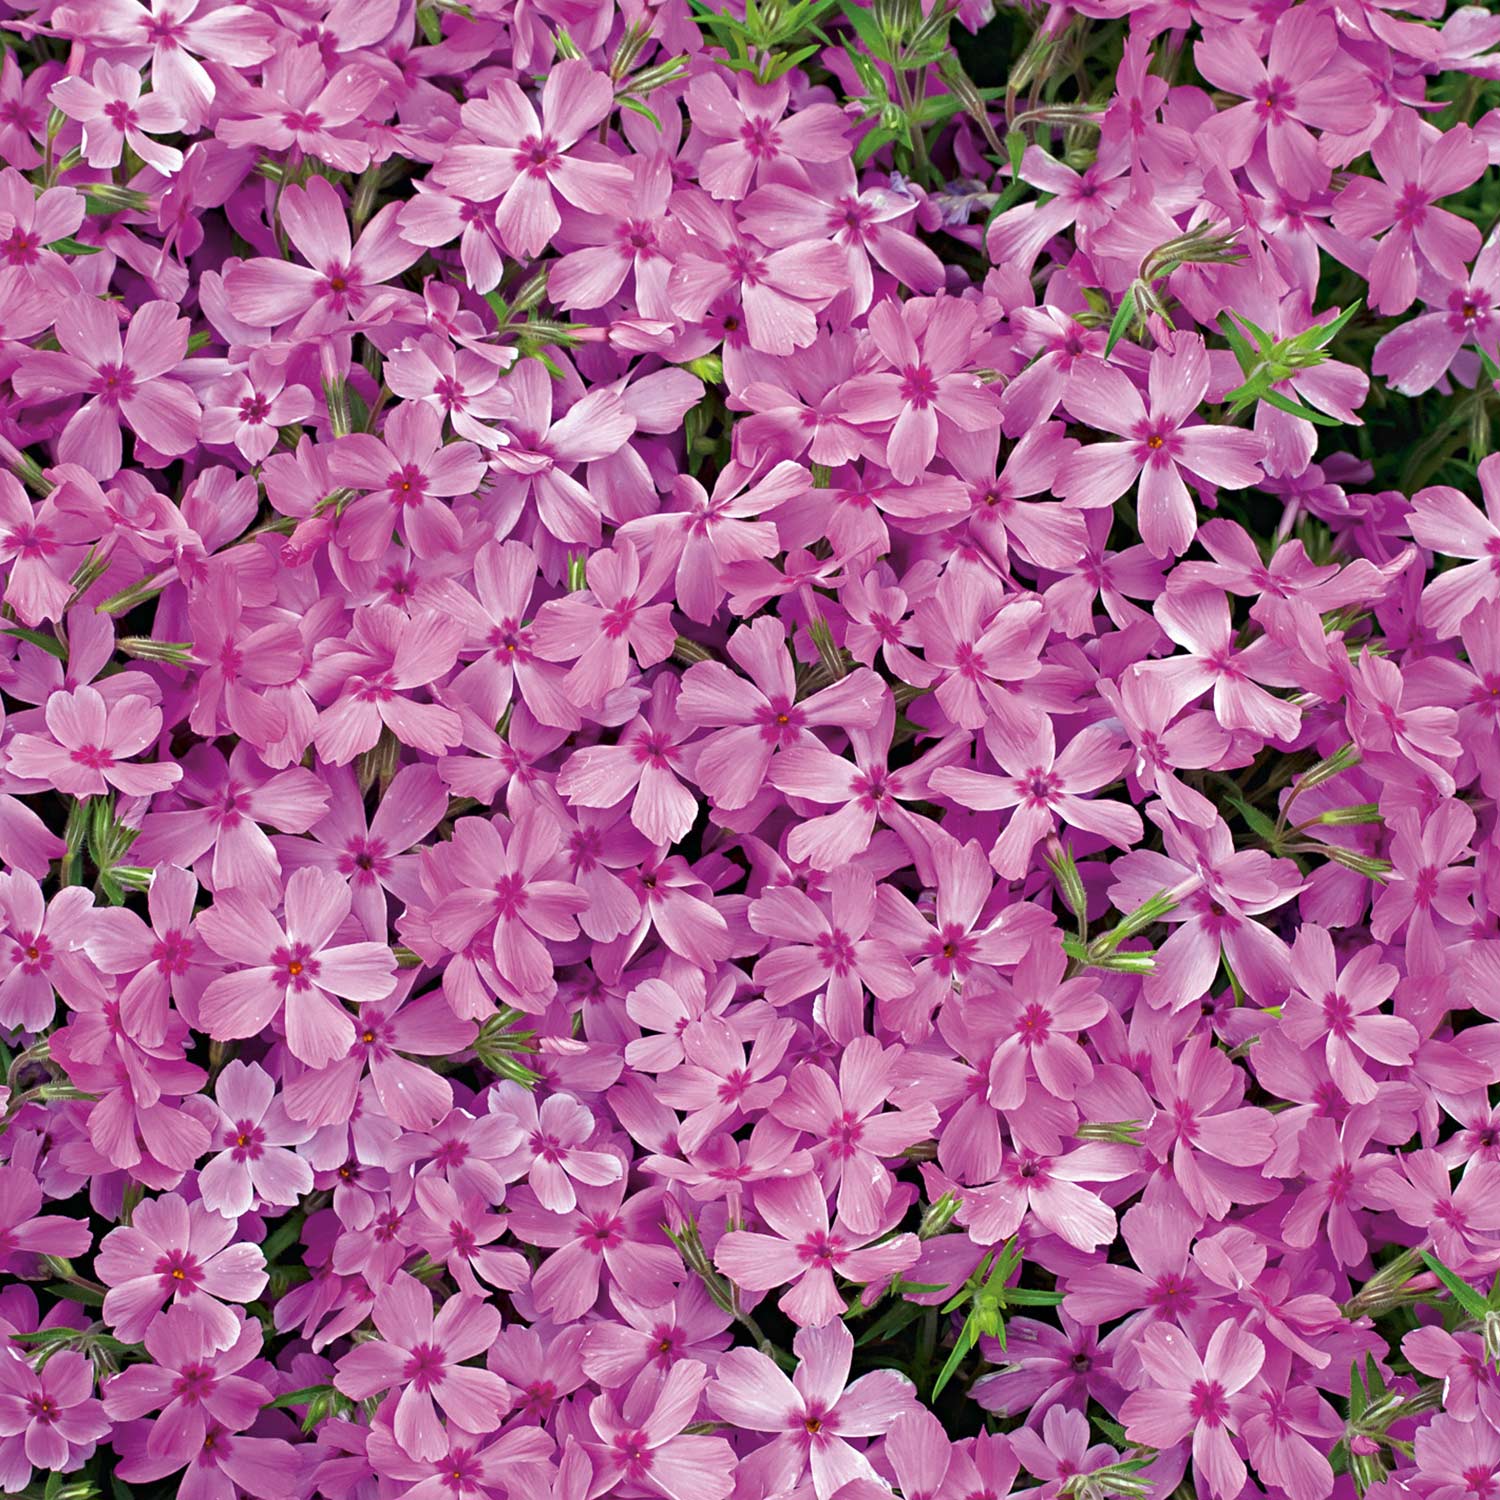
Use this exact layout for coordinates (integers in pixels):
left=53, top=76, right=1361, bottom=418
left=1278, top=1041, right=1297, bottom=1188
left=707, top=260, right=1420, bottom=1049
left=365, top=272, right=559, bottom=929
left=714, top=1171, right=918, bottom=1328
left=1413, top=1414, right=1500, bottom=1500
left=0, top=475, right=93, bottom=627
left=1010, top=1405, right=1120, bottom=1498
left=485, top=359, right=636, bottom=548
left=1373, top=235, right=1500, bottom=396
left=1100, top=665, right=1229, bottom=828
left=1142, top=1033, right=1277, bottom=1221
left=910, top=572, right=1046, bottom=734
left=200, top=352, right=314, bottom=464
left=436, top=61, right=633, bottom=258
left=1278, top=925, right=1416, bottom=1104
left=128, top=743, right=331, bottom=908
left=49, top=61, right=184, bottom=173
left=0, top=1348, right=108, bottom=1481
left=6, top=686, right=179, bottom=799
left=0, top=1164, right=90, bottom=1273
left=0, top=53, right=48, bottom=170
left=983, top=938, right=1109, bottom=1108
left=1121, top=1322, right=1265, bottom=1498
left=707, top=1319, right=917, bottom=1500
left=840, top=298, right=997, bottom=484
left=277, top=763, right=447, bottom=939
left=531, top=539, right=676, bottom=710
left=505, top=1175, right=681, bottom=1324
left=225, top=175, right=422, bottom=335
left=11, top=296, right=201, bottom=479
left=1332, top=112, right=1486, bottom=314
left=384, top=332, right=516, bottom=447
left=426, top=811, right=589, bottom=1008
left=772, top=1036, right=938, bottom=1232
left=687, top=73, right=848, bottom=201
left=96, top=1192, right=268, bottom=1349
left=667, top=189, right=850, bottom=356
left=0, top=874, right=104, bottom=1032
left=192, top=1060, right=314, bottom=1219
left=656, top=1014, right=795, bottom=1153
left=1410, top=453, right=1500, bottom=639
left=1238, top=1382, right=1341, bottom=1500
left=748, top=867, right=916, bottom=1043
left=1058, top=336, right=1264, bottom=558
left=931, top=717, right=1141, bottom=879
left=678, top=616, right=886, bottom=812
left=331, top=401, right=485, bottom=561
left=196, top=866, right=398, bottom=1069
left=1108, top=814, right=1299, bottom=1010
left=1148, top=586, right=1302, bottom=742
left=1370, top=801, right=1477, bottom=979
left=582, top=1282, right=733, bottom=1389
left=620, top=460, right=795, bottom=626
left=586, top=1360, right=736, bottom=1500
left=1368, top=1149, right=1500, bottom=1265
left=960, top=1144, right=1135, bottom=1252
left=216, top=41, right=384, bottom=171
left=488, top=1079, right=623, bottom=1213
left=557, top=678, right=699, bottom=846
left=362, top=1420, right=555, bottom=1500
left=101, top=1305, right=270, bottom=1463
left=334, top=1271, right=513, bottom=1461
left=313, top=607, right=465, bottom=765
left=1194, top=9, right=1374, bottom=199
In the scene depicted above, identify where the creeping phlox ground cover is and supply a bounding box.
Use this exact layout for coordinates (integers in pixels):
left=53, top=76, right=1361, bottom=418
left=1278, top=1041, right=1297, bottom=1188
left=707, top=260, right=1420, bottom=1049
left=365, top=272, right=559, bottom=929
left=0, top=0, right=1497, bottom=1496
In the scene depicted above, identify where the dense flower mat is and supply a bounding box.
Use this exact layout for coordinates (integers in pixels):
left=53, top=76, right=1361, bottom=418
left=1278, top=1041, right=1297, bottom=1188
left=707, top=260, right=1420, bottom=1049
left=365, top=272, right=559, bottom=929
left=0, top=0, right=1497, bottom=1496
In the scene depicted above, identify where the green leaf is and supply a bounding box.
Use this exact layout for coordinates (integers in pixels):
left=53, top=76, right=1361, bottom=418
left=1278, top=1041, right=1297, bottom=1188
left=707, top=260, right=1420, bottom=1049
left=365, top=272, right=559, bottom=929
left=1004, top=1287, right=1065, bottom=1306
left=46, top=1281, right=104, bottom=1307
left=260, top=1211, right=306, bottom=1264
left=267, top=1383, right=336, bottom=1410
left=1, top=624, right=68, bottom=660
left=1306, top=299, right=1363, bottom=350
left=854, top=1298, right=926, bottom=1346
left=854, top=125, right=897, bottom=167
left=929, top=1319, right=976, bottom=1400
left=1006, top=129, right=1025, bottom=180
left=837, top=0, right=891, bottom=58
left=769, top=42, right=823, bottom=77
left=1347, top=1359, right=1367, bottom=1421
left=46, top=236, right=101, bottom=255
left=1105, top=288, right=1137, bottom=356
left=1216, top=780, right=1279, bottom=842
left=1421, top=1250, right=1490, bottom=1320
left=617, top=96, right=663, bottom=130
left=1093, top=1416, right=1130, bottom=1447
left=1227, top=310, right=1275, bottom=349
left=1232, top=383, right=1345, bottom=427
left=1216, top=311, right=1261, bottom=374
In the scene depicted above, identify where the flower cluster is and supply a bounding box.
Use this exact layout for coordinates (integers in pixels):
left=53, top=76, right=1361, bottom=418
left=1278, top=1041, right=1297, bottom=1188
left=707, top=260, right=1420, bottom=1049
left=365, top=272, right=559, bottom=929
left=0, top=0, right=1497, bottom=1499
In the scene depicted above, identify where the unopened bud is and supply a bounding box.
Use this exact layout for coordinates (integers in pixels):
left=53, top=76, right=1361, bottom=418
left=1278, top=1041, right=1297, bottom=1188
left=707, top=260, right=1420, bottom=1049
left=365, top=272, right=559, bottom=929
left=919, top=1191, right=961, bottom=1239
left=1099, top=890, right=1176, bottom=948
left=1077, top=1120, right=1145, bottom=1145
left=1314, top=804, right=1381, bottom=826
left=1045, top=840, right=1088, bottom=927
left=118, top=637, right=194, bottom=666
